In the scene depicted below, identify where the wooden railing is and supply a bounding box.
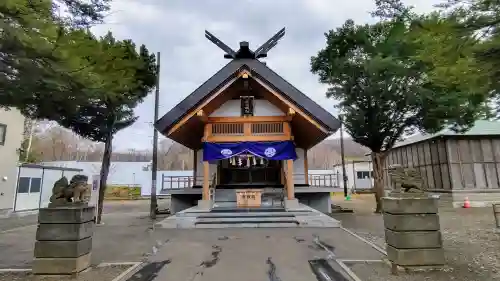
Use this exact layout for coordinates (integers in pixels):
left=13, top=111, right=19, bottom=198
left=204, top=116, right=292, bottom=142
left=293, top=173, right=340, bottom=187
left=161, top=173, right=218, bottom=190
left=251, top=122, right=284, bottom=135
left=212, top=123, right=244, bottom=135
left=161, top=175, right=201, bottom=190
left=160, top=173, right=340, bottom=190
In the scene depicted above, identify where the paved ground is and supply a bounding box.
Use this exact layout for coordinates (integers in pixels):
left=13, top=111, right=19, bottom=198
left=144, top=228, right=384, bottom=281
left=0, top=199, right=385, bottom=281
left=3, top=196, right=498, bottom=281
left=0, top=200, right=169, bottom=268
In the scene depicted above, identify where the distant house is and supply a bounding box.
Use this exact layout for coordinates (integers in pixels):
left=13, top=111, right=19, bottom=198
left=384, top=120, right=500, bottom=207
left=0, top=108, right=25, bottom=214
left=333, top=159, right=373, bottom=192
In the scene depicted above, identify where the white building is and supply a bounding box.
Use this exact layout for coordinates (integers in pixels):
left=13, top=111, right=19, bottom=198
left=0, top=108, right=25, bottom=214
left=13, top=164, right=85, bottom=212
left=333, top=160, right=373, bottom=192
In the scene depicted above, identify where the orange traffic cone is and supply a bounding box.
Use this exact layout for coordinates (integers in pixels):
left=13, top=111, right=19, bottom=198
left=463, top=197, right=471, bottom=208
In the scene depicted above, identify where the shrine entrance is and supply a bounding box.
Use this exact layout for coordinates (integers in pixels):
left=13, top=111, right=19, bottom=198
left=218, top=154, right=281, bottom=187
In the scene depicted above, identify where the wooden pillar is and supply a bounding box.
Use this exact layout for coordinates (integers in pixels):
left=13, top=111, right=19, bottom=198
left=193, top=149, right=197, bottom=185
left=304, top=149, right=309, bottom=185
left=203, top=161, right=209, bottom=200
left=286, top=159, right=294, bottom=199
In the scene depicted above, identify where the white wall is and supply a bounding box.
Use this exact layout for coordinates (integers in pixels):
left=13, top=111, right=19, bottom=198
left=0, top=108, right=24, bottom=211
left=14, top=166, right=84, bottom=211
left=196, top=149, right=217, bottom=182
left=42, top=161, right=195, bottom=195
left=14, top=167, right=42, bottom=211
left=333, top=161, right=373, bottom=191
left=292, top=148, right=306, bottom=184
left=209, top=100, right=285, bottom=117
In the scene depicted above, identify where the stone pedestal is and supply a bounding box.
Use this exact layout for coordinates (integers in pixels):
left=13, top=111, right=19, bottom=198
left=382, top=194, right=445, bottom=270
left=284, top=198, right=300, bottom=210
left=33, top=205, right=95, bottom=275
left=197, top=200, right=212, bottom=210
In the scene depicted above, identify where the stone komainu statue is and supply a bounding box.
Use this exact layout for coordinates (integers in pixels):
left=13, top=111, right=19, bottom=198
left=49, top=175, right=91, bottom=205
left=388, top=165, right=426, bottom=193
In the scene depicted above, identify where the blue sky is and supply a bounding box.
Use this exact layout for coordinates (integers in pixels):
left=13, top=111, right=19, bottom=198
left=91, top=0, right=441, bottom=151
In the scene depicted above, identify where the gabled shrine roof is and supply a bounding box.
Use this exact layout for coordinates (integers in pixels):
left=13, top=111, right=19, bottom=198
left=155, top=58, right=341, bottom=135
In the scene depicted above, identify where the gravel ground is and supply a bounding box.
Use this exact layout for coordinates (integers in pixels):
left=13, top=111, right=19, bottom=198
left=0, top=265, right=131, bottom=281
left=331, top=195, right=500, bottom=281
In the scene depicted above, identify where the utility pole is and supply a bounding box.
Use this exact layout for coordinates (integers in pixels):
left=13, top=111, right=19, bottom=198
left=150, top=52, right=160, bottom=220
left=339, top=115, right=348, bottom=198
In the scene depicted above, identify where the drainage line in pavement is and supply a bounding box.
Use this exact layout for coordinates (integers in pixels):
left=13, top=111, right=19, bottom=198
left=309, top=259, right=349, bottom=281
left=124, top=260, right=170, bottom=281
left=340, top=227, right=387, bottom=255
left=266, top=257, right=282, bottom=281
left=312, top=235, right=336, bottom=260
left=200, top=245, right=221, bottom=268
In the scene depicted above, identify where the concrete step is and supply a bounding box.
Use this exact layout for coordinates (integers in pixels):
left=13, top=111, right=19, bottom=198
left=197, top=212, right=296, bottom=218
left=214, top=189, right=237, bottom=202
left=210, top=207, right=286, bottom=213
left=195, top=222, right=299, bottom=228
left=196, top=216, right=299, bottom=224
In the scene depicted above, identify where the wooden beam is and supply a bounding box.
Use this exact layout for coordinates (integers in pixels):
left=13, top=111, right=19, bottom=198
left=304, top=149, right=309, bottom=185
left=196, top=110, right=208, bottom=122
left=167, top=75, right=240, bottom=136
left=251, top=76, right=328, bottom=133
left=203, top=161, right=209, bottom=200
left=207, top=116, right=291, bottom=123
left=206, top=135, right=291, bottom=143
left=286, top=159, right=294, bottom=199
left=202, top=124, right=212, bottom=141
left=281, top=163, right=285, bottom=185
left=193, top=149, right=197, bottom=184
left=283, top=122, right=291, bottom=137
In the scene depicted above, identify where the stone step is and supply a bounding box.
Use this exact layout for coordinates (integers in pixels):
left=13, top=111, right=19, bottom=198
left=196, top=216, right=299, bottom=224
left=210, top=207, right=287, bottom=213
left=197, top=212, right=296, bottom=219
left=195, top=222, right=299, bottom=228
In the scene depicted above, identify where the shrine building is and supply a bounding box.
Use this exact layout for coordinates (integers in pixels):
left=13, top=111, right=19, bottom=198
left=154, top=29, right=341, bottom=214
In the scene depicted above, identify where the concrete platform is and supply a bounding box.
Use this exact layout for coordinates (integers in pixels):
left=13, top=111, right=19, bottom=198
left=137, top=228, right=386, bottom=281
left=155, top=204, right=340, bottom=229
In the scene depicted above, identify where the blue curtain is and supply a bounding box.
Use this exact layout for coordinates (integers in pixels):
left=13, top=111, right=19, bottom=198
left=203, top=141, right=297, bottom=161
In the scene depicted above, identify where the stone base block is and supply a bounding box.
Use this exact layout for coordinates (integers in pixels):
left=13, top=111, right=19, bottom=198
left=33, top=253, right=91, bottom=275
left=382, top=197, right=438, bottom=214
left=383, top=213, right=440, bottom=231
left=34, top=237, right=92, bottom=258
left=385, top=229, right=442, bottom=249
left=39, top=206, right=95, bottom=224
left=197, top=200, right=212, bottom=210
left=36, top=221, right=94, bottom=241
left=387, top=245, right=445, bottom=266
left=284, top=199, right=300, bottom=210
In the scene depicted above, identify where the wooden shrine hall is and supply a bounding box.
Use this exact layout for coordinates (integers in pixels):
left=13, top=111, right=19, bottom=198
left=154, top=28, right=341, bottom=214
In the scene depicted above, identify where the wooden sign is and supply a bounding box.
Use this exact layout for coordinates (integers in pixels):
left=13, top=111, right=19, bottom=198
left=240, top=96, right=254, bottom=116
left=236, top=189, right=262, bottom=207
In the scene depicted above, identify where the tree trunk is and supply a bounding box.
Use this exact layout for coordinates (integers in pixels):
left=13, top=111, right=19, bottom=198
left=371, top=151, right=387, bottom=213
left=96, top=134, right=113, bottom=224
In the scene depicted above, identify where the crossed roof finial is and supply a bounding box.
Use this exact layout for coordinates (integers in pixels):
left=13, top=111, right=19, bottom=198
left=205, top=28, right=286, bottom=60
